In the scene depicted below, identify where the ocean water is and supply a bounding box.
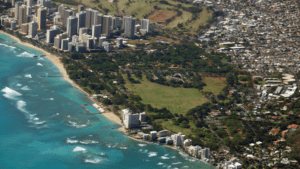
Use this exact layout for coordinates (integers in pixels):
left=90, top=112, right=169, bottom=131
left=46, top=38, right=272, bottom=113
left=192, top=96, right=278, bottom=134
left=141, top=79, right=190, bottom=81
left=0, top=33, right=213, bottom=169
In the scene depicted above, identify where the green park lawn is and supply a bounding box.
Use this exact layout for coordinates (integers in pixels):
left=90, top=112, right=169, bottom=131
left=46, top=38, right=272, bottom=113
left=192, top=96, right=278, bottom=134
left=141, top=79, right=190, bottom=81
left=125, top=76, right=225, bottom=115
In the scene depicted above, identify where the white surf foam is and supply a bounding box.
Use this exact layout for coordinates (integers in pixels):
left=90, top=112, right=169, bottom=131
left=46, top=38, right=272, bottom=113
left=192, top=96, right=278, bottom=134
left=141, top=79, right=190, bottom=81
left=24, top=74, right=32, bottom=78
left=66, top=138, right=79, bottom=144
left=84, top=158, right=101, bottom=164
left=17, top=100, right=27, bottom=113
left=160, top=156, right=170, bottom=160
left=37, top=63, right=43, bottom=66
left=138, top=144, right=147, bottom=147
left=67, top=120, right=89, bottom=128
left=21, top=86, right=31, bottom=90
left=0, top=43, right=16, bottom=50
left=34, top=121, right=46, bottom=125
left=17, top=51, right=35, bottom=58
left=16, top=84, right=22, bottom=87
left=172, top=162, right=182, bottom=165
left=148, top=152, right=157, bottom=157
left=119, top=147, right=127, bottom=150
left=1, top=87, right=22, bottom=100
left=73, top=146, right=86, bottom=152
left=79, top=140, right=99, bottom=145
left=157, top=162, right=164, bottom=165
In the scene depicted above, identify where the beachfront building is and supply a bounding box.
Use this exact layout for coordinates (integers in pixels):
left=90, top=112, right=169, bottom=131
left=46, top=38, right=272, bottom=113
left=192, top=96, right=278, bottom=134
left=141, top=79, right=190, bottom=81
left=18, top=5, right=27, bottom=26
left=37, top=7, right=47, bottom=30
left=201, top=148, right=210, bottom=160
left=46, top=25, right=60, bottom=44
left=171, top=132, right=186, bottom=146
left=188, top=145, right=202, bottom=157
left=28, top=21, right=37, bottom=38
left=122, top=108, right=146, bottom=128
left=54, top=33, right=68, bottom=49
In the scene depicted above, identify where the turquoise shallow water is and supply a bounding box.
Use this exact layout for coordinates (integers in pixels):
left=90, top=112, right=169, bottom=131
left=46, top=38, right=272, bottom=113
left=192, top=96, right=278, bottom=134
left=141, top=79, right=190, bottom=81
left=0, top=33, right=213, bottom=169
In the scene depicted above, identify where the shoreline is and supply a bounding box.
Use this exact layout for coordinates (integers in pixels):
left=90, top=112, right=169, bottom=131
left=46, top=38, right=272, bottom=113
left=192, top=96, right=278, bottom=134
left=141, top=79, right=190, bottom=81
left=0, top=31, right=126, bottom=131
left=0, top=31, right=213, bottom=168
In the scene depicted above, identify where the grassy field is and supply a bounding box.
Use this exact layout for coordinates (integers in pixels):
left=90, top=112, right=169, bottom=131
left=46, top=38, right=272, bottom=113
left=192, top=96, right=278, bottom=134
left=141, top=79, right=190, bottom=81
left=125, top=76, right=225, bottom=115
left=202, top=77, right=226, bottom=94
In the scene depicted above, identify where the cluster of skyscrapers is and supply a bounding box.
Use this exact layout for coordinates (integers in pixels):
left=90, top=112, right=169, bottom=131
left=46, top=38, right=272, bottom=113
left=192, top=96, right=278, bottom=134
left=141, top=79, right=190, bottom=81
left=0, top=1, right=150, bottom=52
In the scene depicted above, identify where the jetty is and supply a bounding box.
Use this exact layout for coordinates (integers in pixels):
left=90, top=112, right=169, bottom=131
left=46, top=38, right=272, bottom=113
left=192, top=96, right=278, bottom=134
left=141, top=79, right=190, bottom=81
left=34, top=55, right=46, bottom=57
left=81, top=104, right=101, bottom=114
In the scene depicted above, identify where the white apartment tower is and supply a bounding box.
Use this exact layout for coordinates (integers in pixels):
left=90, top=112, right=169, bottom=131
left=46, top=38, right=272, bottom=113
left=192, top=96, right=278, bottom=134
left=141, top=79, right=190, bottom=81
left=28, top=21, right=38, bottom=38
left=124, top=16, right=135, bottom=39
left=141, top=19, right=150, bottom=33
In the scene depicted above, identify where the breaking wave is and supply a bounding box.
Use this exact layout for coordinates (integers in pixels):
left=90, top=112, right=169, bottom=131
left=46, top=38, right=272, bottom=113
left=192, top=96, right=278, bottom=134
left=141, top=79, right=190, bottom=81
left=73, top=146, right=86, bottom=152
left=1, top=87, right=22, bottom=100
left=21, top=86, right=31, bottom=90
left=148, top=152, right=157, bottom=157
left=37, top=63, right=43, bottom=66
left=17, top=51, right=35, bottom=58
left=24, top=74, right=32, bottom=78
left=84, top=158, right=102, bottom=164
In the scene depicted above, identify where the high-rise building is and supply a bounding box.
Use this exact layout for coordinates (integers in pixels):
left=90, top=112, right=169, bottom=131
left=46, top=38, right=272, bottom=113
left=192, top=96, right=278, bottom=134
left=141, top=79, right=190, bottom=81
left=58, top=4, right=66, bottom=16
left=28, top=21, right=38, bottom=38
left=79, top=27, right=87, bottom=41
left=46, top=26, right=60, bottom=43
left=96, top=13, right=103, bottom=25
left=141, top=19, right=150, bottom=33
left=11, top=20, right=17, bottom=30
left=26, top=0, right=33, bottom=7
left=15, top=1, right=22, bottom=19
left=63, top=9, right=72, bottom=28
left=85, top=8, right=92, bottom=28
left=86, top=37, right=94, bottom=49
left=102, top=15, right=111, bottom=37
left=70, top=8, right=77, bottom=16
left=92, top=24, right=102, bottom=38
left=38, top=0, right=52, bottom=8
left=18, top=5, right=27, bottom=26
left=78, top=5, right=84, bottom=12
left=124, top=16, right=135, bottom=39
left=20, top=23, right=28, bottom=34
left=26, top=6, right=32, bottom=15
left=54, top=33, right=68, bottom=49
left=91, top=9, right=98, bottom=26
left=61, top=38, right=69, bottom=50
left=76, top=11, right=86, bottom=32
left=111, top=17, right=118, bottom=30
left=201, top=148, right=210, bottom=159
left=37, top=7, right=47, bottom=30
left=67, top=16, right=78, bottom=38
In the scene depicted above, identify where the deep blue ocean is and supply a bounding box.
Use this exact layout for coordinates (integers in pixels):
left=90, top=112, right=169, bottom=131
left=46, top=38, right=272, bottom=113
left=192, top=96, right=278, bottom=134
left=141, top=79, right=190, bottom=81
left=0, top=33, right=213, bottom=169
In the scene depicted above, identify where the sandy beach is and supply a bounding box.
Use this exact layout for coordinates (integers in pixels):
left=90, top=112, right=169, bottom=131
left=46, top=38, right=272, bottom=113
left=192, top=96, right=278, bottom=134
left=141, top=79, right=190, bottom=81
left=0, top=31, right=125, bottom=131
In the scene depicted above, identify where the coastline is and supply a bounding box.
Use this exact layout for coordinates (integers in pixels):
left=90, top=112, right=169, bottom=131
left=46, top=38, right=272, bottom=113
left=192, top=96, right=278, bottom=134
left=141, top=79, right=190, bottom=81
left=0, top=31, right=212, bottom=168
left=0, top=31, right=125, bottom=131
